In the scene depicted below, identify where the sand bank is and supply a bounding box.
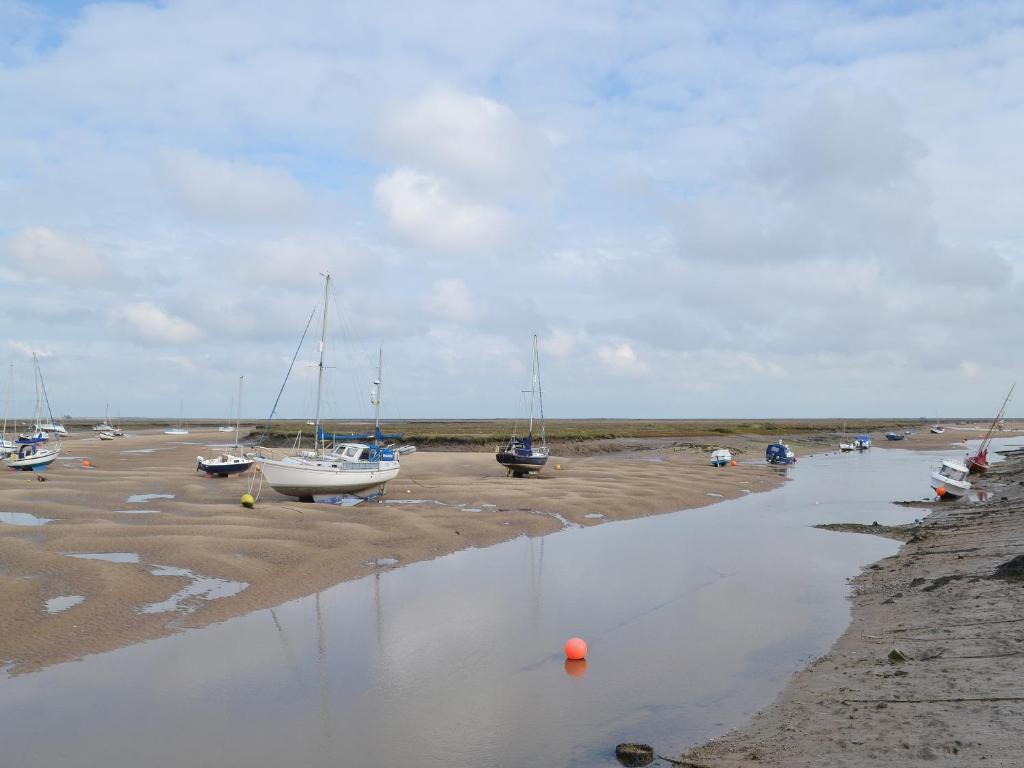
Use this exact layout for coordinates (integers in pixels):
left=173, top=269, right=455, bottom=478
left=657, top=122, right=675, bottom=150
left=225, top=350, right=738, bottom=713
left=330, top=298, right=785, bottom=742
left=680, top=451, right=1024, bottom=766
left=0, top=429, right=783, bottom=673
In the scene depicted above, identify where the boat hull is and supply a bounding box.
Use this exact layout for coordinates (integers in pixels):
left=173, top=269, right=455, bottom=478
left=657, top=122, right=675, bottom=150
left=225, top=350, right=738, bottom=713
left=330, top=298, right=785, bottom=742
left=496, top=451, right=548, bottom=474
left=7, top=446, right=60, bottom=470
left=967, top=455, right=989, bottom=475
left=258, top=456, right=400, bottom=498
left=197, top=457, right=254, bottom=476
left=930, top=471, right=970, bottom=497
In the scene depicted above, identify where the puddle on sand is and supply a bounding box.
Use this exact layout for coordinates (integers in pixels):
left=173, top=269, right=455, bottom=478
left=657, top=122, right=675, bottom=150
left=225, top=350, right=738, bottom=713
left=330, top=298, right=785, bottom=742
left=65, top=552, right=140, bottom=564
left=365, top=557, right=400, bottom=568
left=0, top=448, right=964, bottom=768
left=142, top=566, right=248, bottom=615
left=112, top=509, right=161, bottom=514
left=384, top=498, right=448, bottom=506
left=44, top=595, right=85, bottom=614
left=584, top=513, right=605, bottom=519
left=126, top=494, right=175, bottom=503
left=0, top=512, right=54, bottom=526
left=706, top=492, right=725, bottom=498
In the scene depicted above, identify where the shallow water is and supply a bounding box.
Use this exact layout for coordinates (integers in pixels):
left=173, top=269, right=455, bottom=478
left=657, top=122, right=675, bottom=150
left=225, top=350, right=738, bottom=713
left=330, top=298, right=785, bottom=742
left=44, top=595, right=85, bottom=614
left=125, top=493, right=175, bottom=503
left=0, top=448, right=995, bottom=767
left=142, top=566, right=248, bottom=614
left=0, top=512, right=53, bottom=526
left=65, top=552, right=139, bottom=564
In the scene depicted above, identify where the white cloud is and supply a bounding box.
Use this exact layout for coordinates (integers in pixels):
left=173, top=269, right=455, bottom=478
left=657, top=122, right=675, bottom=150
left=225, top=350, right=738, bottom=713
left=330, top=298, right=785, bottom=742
left=115, top=303, right=202, bottom=345
left=539, top=329, right=576, bottom=358
left=426, top=279, right=478, bottom=322
left=380, top=85, right=552, bottom=195
left=597, top=342, right=650, bottom=376
left=159, top=149, right=307, bottom=223
left=6, top=227, right=104, bottom=281
left=374, top=169, right=512, bottom=253
left=5, top=339, right=53, bottom=358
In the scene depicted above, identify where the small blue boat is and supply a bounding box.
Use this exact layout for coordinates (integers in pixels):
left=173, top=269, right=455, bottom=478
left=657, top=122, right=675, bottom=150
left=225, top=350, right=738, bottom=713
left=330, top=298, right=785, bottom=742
left=854, top=434, right=871, bottom=450
left=765, top=441, right=795, bottom=465
left=884, top=432, right=905, bottom=441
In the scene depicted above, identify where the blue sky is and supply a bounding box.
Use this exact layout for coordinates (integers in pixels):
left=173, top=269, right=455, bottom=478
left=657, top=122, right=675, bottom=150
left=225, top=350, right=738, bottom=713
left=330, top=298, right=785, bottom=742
left=2, top=0, right=1023, bottom=420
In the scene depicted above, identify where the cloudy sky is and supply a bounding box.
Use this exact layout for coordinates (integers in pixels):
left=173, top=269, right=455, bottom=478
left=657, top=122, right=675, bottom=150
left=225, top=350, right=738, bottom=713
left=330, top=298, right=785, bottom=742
left=2, top=0, right=1023, bottom=421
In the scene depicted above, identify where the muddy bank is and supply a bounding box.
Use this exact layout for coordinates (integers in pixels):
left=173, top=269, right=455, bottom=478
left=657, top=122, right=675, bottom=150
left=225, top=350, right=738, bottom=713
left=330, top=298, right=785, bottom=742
left=0, top=429, right=783, bottom=674
left=679, top=455, right=1024, bottom=766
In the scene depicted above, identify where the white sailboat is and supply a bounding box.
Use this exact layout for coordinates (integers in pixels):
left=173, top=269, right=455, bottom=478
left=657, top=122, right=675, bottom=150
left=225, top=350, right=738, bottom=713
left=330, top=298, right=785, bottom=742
left=255, top=274, right=401, bottom=501
left=164, top=401, right=189, bottom=435
left=198, top=376, right=254, bottom=476
left=7, top=354, right=61, bottom=471
left=93, top=404, right=115, bottom=432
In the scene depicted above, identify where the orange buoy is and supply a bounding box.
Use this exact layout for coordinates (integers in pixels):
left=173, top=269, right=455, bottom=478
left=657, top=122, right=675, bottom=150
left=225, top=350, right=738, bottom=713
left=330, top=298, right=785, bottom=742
left=730, top=460, right=737, bottom=467
left=564, top=636, right=588, bottom=660
left=936, top=486, right=947, bottom=497
left=82, top=459, right=91, bottom=468
left=563, top=659, right=588, bottom=678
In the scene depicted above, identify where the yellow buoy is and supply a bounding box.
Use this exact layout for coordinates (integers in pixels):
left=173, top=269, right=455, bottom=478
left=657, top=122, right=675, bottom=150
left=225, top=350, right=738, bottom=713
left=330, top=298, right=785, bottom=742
left=555, top=464, right=562, bottom=470
left=241, top=493, right=255, bottom=508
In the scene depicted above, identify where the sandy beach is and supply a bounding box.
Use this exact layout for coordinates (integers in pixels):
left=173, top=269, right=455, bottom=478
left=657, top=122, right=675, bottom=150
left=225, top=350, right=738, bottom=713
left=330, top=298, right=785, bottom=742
left=1, top=428, right=785, bottom=673
left=680, top=445, right=1024, bottom=766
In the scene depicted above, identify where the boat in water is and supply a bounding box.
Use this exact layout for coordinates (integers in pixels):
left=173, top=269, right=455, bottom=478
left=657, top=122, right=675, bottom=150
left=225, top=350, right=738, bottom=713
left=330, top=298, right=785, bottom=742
left=5, top=354, right=61, bottom=471
left=496, top=335, right=549, bottom=477
left=930, top=459, right=971, bottom=498
left=854, top=434, right=871, bottom=450
left=255, top=276, right=401, bottom=501
left=198, top=376, right=254, bottom=477
left=765, top=440, right=795, bottom=465
left=967, top=383, right=1015, bottom=475
left=710, top=448, right=733, bottom=467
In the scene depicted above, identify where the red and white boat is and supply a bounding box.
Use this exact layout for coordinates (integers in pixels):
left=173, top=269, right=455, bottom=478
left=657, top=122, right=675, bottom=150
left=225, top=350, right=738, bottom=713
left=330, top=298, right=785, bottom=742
left=967, top=383, right=1015, bottom=475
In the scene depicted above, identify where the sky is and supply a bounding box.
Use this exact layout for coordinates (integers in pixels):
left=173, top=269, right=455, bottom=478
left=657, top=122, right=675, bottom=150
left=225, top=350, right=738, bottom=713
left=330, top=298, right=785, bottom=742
left=1, top=0, right=1023, bottom=421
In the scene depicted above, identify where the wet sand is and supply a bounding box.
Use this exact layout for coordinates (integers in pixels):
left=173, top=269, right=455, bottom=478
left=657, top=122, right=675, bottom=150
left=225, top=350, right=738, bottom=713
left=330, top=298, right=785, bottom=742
left=0, top=429, right=783, bottom=673
left=680, top=444, right=1024, bottom=766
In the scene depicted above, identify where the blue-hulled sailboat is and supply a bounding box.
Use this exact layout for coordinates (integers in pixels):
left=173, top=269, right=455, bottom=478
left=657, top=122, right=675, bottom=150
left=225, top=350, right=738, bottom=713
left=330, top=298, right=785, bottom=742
left=496, top=335, right=549, bottom=477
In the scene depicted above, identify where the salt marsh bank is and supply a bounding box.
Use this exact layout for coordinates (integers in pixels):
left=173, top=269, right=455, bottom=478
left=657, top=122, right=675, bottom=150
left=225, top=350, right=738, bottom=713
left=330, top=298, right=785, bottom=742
left=0, top=444, right=974, bottom=767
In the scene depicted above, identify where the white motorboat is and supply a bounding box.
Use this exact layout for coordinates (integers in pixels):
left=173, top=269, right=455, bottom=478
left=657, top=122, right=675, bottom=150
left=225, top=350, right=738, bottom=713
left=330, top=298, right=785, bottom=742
left=930, top=424, right=945, bottom=434
left=854, top=434, right=871, bottom=450
left=255, top=275, right=401, bottom=501
left=930, top=459, right=971, bottom=498
left=98, top=431, right=115, bottom=440
left=198, top=376, right=254, bottom=477
left=710, top=448, right=733, bottom=467
left=217, top=425, right=234, bottom=433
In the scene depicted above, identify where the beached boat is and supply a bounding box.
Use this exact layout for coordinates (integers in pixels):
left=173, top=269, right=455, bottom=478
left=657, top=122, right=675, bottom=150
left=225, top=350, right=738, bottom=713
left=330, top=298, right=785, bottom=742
left=496, top=335, right=549, bottom=477
left=884, top=431, right=905, bottom=441
left=255, top=276, right=401, bottom=500
left=967, top=384, right=1015, bottom=475
left=854, top=434, right=871, bottom=450
left=710, top=448, right=733, bottom=467
left=765, top=441, right=795, bottom=465
left=98, top=431, right=115, bottom=440
left=198, top=376, right=254, bottom=477
left=164, top=401, right=189, bottom=435
left=92, top=404, right=115, bottom=432
left=5, top=355, right=61, bottom=471
left=930, top=459, right=971, bottom=498
left=930, top=424, right=945, bottom=434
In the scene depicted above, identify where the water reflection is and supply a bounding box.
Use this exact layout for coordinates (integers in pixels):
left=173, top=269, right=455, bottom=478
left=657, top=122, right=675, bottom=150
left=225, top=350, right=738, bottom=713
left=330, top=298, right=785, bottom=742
left=0, top=449, right=964, bottom=767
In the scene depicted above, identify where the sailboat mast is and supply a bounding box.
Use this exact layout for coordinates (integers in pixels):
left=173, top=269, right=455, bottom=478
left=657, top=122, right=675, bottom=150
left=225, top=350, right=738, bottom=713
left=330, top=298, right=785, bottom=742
left=235, top=375, right=244, bottom=449
left=980, top=383, right=1016, bottom=450
left=373, top=346, right=383, bottom=440
left=527, top=335, right=537, bottom=438
left=313, top=274, right=331, bottom=451
left=2, top=363, right=11, bottom=440
left=534, top=335, right=546, bottom=446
